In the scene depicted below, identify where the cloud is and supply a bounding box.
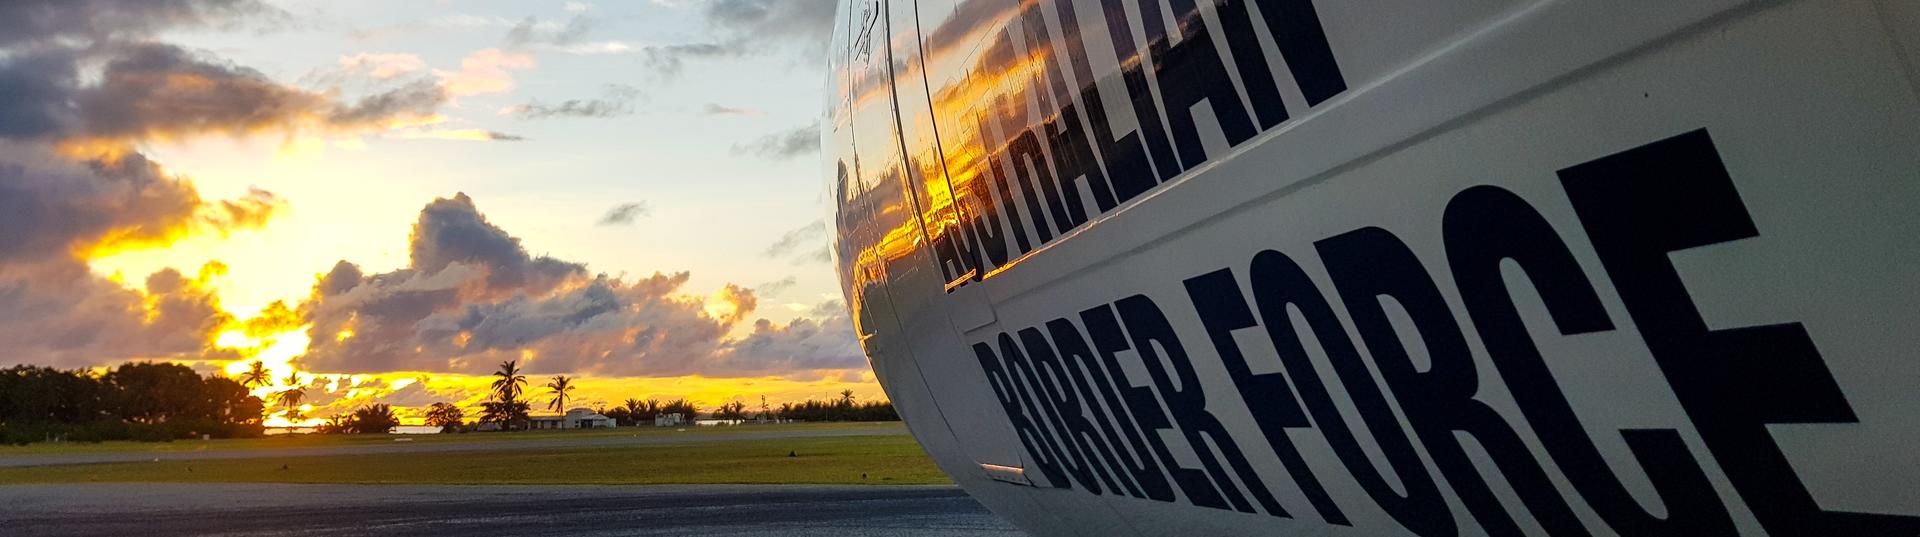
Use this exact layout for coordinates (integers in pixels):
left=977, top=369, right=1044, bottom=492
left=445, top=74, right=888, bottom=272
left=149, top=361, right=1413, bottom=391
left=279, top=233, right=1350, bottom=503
left=640, top=0, right=835, bottom=79
left=297, top=194, right=863, bottom=379
left=499, top=11, right=636, bottom=55
left=392, top=129, right=526, bottom=142
left=0, top=0, right=547, bottom=373
left=714, top=300, right=864, bottom=375
left=0, top=259, right=234, bottom=368
left=701, top=103, right=760, bottom=116
left=700, top=0, right=836, bottom=53
left=0, top=145, right=264, bottom=367
left=507, top=84, right=640, bottom=120
left=436, top=48, right=536, bottom=97
left=597, top=202, right=649, bottom=226
left=643, top=43, right=742, bottom=78
left=303, top=53, right=427, bottom=87
left=732, top=122, right=820, bottom=159
left=0, top=144, right=282, bottom=262
left=0, top=43, right=457, bottom=149
left=755, top=276, right=797, bottom=297
left=764, top=220, right=827, bottom=259
left=0, top=0, right=279, bottom=47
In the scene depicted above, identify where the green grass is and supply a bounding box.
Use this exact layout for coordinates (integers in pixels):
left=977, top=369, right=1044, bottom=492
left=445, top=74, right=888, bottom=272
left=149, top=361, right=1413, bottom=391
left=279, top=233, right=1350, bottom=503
left=0, top=431, right=949, bottom=485
left=0, top=422, right=903, bottom=455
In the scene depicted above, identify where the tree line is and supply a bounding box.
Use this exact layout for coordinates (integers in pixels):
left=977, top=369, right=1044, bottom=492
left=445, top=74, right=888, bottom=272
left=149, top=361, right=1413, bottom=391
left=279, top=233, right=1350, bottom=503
left=762, top=390, right=899, bottom=422
left=3, top=359, right=903, bottom=443
left=0, top=363, right=264, bottom=444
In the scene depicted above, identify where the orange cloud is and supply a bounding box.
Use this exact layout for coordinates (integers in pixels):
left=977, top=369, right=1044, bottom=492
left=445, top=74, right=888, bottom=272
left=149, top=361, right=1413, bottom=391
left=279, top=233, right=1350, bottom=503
left=437, top=48, right=536, bottom=97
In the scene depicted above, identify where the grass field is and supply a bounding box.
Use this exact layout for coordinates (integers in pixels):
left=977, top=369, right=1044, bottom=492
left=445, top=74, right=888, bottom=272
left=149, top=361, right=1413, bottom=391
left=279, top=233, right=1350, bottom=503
left=0, top=430, right=949, bottom=485
left=0, top=423, right=952, bottom=485
left=0, top=422, right=904, bottom=455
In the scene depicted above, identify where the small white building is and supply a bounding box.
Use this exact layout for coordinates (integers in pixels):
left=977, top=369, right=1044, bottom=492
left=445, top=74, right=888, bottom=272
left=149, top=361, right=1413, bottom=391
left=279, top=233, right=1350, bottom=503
left=654, top=412, right=686, bottom=427
left=529, top=408, right=618, bottom=429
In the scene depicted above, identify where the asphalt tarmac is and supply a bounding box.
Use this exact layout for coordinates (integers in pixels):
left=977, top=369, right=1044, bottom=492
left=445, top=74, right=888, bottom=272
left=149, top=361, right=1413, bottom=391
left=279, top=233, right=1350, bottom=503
left=0, top=483, right=1025, bottom=536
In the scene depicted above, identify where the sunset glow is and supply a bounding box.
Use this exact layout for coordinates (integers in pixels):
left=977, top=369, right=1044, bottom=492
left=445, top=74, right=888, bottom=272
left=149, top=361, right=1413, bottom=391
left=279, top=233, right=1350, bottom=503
left=0, top=0, right=867, bottom=426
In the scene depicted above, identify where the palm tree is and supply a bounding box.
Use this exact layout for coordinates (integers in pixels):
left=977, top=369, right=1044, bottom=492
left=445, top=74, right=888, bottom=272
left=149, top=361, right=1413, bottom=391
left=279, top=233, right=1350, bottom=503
left=490, top=360, right=527, bottom=404
left=839, top=389, right=856, bottom=405
left=350, top=404, right=400, bottom=434
left=545, top=375, right=575, bottom=412
left=275, top=384, right=306, bottom=416
left=239, top=361, right=269, bottom=388
left=480, top=399, right=531, bottom=428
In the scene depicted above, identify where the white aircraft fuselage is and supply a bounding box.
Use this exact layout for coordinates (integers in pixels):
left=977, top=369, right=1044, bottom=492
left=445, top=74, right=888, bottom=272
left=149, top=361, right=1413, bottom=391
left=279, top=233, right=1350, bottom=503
left=821, top=0, right=1920, bottom=534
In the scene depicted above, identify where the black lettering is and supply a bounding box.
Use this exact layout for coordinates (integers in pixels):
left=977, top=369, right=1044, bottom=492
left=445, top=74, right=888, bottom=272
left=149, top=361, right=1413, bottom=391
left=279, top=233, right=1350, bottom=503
left=1137, top=0, right=1260, bottom=165
left=1247, top=250, right=1456, bottom=536
left=1251, top=0, right=1347, bottom=105
left=974, top=111, right=1035, bottom=255
left=1096, top=0, right=1184, bottom=182
left=1115, top=295, right=1285, bottom=515
left=1185, top=268, right=1349, bottom=525
left=1318, top=227, right=1588, bottom=537
left=1054, top=0, right=1160, bottom=203
left=1000, top=126, right=1064, bottom=243
left=1079, top=305, right=1180, bottom=502
left=1186, top=0, right=1290, bottom=128
left=1018, top=7, right=1118, bottom=220
left=1021, top=327, right=1130, bottom=494
left=1561, top=129, right=1920, bottom=536
left=1443, top=185, right=1735, bottom=535
left=974, top=341, right=1069, bottom=488
left=999, top=333, right=1081, bottom=490
left=1046, top=318, right=1150, bottom=499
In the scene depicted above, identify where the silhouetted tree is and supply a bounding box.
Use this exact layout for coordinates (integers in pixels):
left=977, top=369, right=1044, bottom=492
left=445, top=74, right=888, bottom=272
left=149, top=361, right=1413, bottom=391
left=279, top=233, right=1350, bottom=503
left=662, top=399, right=697, bottom=422
left=479, top=400, right=531, bottom=430
left=239, top=362, right=270, bottom=389
left=545, top=375, right=575, bottom=413
left=0, top=363, right=265, bottom=444
left=775, top=396, right=898, bottom=422
left=491, top=361, right=526, bottom=402
left=349, top=404, right=400, bottom=434
left=424, top=402, right=465, bottom=432
left=715, top=399, right=748, bottom=421
left=274, top=376, right=306, bottom=417
left=316, top=415, right=353, bottom=435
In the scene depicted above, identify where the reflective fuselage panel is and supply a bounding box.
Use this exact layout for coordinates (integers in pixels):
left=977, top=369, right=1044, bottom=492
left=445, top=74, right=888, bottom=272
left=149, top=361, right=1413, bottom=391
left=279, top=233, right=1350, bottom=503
left=824, top=0, right=1920, bottom=535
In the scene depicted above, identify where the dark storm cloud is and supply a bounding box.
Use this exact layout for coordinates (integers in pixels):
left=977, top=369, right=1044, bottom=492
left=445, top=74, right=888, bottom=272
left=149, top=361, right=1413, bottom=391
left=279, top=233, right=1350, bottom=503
left=299, top=195, right=863, bottom=379
left=0, top=0, right=533, bottom=372
left=410, top=193, right=587, bottom=293
left=0, top=146, right=257, bottom=367
left=509, top=85, right=640, bottom=120
left=0, top=44, right=452, bottom=145
left=0, top=260, right=233, bottom=368
left=731, top=122, right=820, bottom=159
left=597, top=202, right=649, bottom=226
left=0, top=146, right=280, bottom=264
left=0, top=0, right=277, bottom=47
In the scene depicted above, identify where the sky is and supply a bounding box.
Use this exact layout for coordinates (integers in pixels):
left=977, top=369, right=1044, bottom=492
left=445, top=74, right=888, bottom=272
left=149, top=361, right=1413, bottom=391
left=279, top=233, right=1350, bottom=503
left=0, top=0, right=874, bottom=424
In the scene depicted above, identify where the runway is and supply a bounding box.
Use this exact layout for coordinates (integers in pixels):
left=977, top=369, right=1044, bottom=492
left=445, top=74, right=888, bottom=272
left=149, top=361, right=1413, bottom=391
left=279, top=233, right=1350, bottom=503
left=0, top=483, right=1024, bottom=536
